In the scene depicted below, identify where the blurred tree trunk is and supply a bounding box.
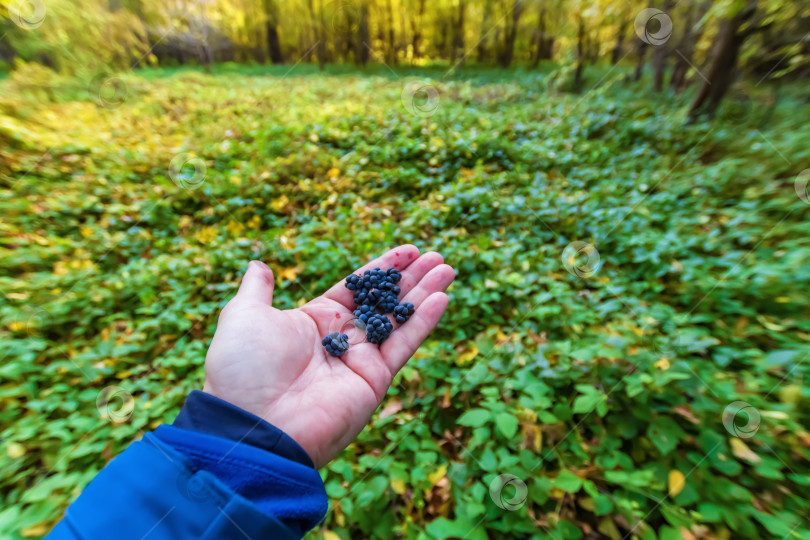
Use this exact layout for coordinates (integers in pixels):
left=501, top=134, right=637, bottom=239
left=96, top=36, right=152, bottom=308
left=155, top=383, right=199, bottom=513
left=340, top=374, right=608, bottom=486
left=477, top=1, right=494, bottom=62
left=307, top=0, right=326, bottom=69
left=411, top=0, right=425, bottom=59
left=386, top=0, right=396, bottom=64
left=451, top=0, right=466, bottom=68
left=688, top=1, right=757, bottom=119
left=611, top=13, right=628, bottom=64
left=264, top=0, right=284, bottom=63
left=356, top=1, right=370, bottom=65
left=500, top=0, right=523, bottom=68
left=633, top=40, right=648, bottom=81
left=652, top=0, right=674, bottom=91
left=573, top=13, right=585, bottom=89
left=670, top=1, right=708, bottom=92
left=532, top=6, right=554, bottom=65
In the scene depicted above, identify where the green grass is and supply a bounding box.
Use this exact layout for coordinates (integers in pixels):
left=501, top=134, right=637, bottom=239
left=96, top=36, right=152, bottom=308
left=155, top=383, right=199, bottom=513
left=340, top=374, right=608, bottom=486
left=1, top=64, right=809, bottom=539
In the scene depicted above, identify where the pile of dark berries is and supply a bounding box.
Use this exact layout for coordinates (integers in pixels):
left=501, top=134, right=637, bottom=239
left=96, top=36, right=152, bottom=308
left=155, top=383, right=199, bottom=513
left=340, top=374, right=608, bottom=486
left=365, top=313, right=394, bottom=344
left=321, top=332, right=349, bottom=357
left=393, top=302, right=415, bottom=324
left=322, top=267, right=416, bottom=357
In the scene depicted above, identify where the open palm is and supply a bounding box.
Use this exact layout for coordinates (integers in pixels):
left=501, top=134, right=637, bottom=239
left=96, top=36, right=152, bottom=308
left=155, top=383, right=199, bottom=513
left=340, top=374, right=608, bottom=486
left=202, top=245, right=455, bottom=468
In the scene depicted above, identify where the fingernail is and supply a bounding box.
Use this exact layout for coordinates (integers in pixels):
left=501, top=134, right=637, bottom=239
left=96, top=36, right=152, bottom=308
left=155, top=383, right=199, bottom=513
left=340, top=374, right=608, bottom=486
left=250, top=260, right=270, bottom=271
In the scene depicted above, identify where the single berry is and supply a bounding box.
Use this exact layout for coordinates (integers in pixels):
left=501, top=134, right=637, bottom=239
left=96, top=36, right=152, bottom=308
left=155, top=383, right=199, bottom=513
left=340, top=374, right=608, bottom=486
left=322, top=331, right=349, bottom=357
left=393, top=302, right=415, bottom=323
left=365, top=314, right=393, bottom=344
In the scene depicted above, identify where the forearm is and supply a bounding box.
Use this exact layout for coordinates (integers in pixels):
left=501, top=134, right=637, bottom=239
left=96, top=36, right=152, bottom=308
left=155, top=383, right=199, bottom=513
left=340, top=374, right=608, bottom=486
left=47, top=391, right=327, bottom=540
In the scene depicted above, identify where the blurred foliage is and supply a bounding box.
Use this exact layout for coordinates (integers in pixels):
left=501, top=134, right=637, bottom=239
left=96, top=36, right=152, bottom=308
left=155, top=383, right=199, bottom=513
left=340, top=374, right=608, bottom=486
left=1, top=64, right=809, bottom=540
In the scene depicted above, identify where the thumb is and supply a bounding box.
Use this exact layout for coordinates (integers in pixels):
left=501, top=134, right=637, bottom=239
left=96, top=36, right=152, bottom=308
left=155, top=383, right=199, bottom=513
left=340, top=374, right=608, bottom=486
left=235, top=260, right=275, bottom=305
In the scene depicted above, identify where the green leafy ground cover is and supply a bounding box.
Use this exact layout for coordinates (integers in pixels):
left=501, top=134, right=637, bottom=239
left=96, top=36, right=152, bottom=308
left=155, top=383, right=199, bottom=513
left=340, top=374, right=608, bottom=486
left=1, top=65, right=809, bottom=539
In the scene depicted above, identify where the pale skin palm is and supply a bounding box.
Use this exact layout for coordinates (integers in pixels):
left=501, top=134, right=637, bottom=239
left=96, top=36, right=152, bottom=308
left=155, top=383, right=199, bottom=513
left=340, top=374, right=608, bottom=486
left=203, top=245, right=455, bottom=468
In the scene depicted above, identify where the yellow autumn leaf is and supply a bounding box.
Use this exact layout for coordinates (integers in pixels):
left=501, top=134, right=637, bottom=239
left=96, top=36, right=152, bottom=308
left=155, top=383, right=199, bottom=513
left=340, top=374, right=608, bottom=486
left=327, top=167, right=340, bottom=179
left=7, top=442, right=25, bottom=459
left=457, top=345, right=479, bottom=364
left=427, top=464, right=447, bottom=486
left=655, top=358, right=671, bottom=370
left=8, top=321, right=25, bottom=332
left=21, top=523, right=50, bottom=537
left=226, top=219, right=245, bottom=235
left=277, top=266, right=301, bottom=283
left=730, top=437, right=761, bottom=463
left=247, top=215, right=261, bottom=229
left=391, top=478, right=407, bottom=495
left=668, top=469, right=685, bottom=497
left=271, top=195, right=289, bottom=211
left=194, top=226, right=217, bottom=244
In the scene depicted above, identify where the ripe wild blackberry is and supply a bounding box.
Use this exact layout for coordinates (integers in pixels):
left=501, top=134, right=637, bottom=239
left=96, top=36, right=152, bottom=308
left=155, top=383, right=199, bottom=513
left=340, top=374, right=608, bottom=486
left=393, top=302, right=415, bottom=324
left=365, top=314, right=393, bottom=344
left=322, top=332, right=349, bottom=357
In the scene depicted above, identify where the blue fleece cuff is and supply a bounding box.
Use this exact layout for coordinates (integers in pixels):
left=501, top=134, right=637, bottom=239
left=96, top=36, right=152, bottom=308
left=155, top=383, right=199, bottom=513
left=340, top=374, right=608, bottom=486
left=49, top=433, right=300, bottom=540
left=173, top=390, right=315, bottom=468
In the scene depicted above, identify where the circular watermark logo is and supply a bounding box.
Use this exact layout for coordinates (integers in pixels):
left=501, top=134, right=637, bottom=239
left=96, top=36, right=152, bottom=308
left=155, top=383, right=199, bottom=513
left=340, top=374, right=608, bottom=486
left=89, top=73, right=127, bottom=109
left=401, top=80, right=440, bottom=117
left=324, top=1, right=361, bottom=37
left=635, top=8, right=672, bottom=46
left=20, top=308, right=52, bottom=337
left=489, top=474, right=527, bottom=511
left=722, top=401, right=760, bottom=439
left=169, top=153, right=207, bottom=189
left=177, top=472, right=210, bottom=502
left=562, top=241, right=601, bottom=278
left=795, top=169, right=810, bottom=204
left=9, top=0, right=46, bottom=30
left=96, top=386, right=135, bottom=423
left=328, top=314, right=368, bottom=347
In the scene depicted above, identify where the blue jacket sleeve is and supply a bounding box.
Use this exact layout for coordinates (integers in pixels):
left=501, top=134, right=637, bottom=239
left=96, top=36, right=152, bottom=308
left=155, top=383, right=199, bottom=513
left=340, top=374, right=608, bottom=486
left=47, top=391, right=328, bottom=540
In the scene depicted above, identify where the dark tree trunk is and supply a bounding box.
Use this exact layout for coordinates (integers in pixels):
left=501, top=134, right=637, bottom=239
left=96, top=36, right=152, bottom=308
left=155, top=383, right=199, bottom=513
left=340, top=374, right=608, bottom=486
left=500, top=0, right=523, bottom=68
left=611, top=17, right=627, bottom=65
left=670, top=1, right=708, bottom=91
left=356, top=1, right=370, bottom=65
left=574, top=14, right=585, bottom=90
left=411, top=0, right=425, bottom=59
left=451, top=0, right=466, bottom=68
left=688, top=1, right=757, bottom=119
left=385, top=0, right=396, bottom=64
left=477, top=1, right=494, bottom=62
left=266, top=24, right=283, bottom=63
left=532, top=7, right=553, bottom=65
left=651, top=0, right=674, bottom=91
left=633, top=39, right=648, bottom=81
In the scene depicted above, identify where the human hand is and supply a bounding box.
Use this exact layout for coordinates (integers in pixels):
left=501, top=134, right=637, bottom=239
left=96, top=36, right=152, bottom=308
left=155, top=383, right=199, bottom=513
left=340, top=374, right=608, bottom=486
left=202, top=245, right=455, bottom=468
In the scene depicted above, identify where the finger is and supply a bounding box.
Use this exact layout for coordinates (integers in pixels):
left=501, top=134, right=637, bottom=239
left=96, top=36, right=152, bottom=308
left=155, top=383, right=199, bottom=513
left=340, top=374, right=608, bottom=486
left=397, top=264, right=455, bottom=316
left=322, top=244, right=420, bottom=309
left=235, top=260, right=275, bottom=305
left=380, top=292, right=449, bottom=373
left=396, top=252, right=446, bottom=298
